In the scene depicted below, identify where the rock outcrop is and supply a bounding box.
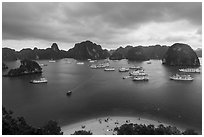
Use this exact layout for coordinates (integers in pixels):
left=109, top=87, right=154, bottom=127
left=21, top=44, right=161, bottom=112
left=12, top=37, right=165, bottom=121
left=5, top=60, right=42, bottom=77
left=162, top=43, right=200, bottom=66
left=67, top=40, right=110, bottom=60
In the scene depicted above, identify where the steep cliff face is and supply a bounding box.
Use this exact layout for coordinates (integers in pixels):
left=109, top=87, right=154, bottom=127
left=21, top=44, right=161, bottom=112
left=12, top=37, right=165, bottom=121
left=126, top=46, right=147, bottom=61
left=67, top=40, right=110, bottom=60
left=162, top=43, right=200, bottom=66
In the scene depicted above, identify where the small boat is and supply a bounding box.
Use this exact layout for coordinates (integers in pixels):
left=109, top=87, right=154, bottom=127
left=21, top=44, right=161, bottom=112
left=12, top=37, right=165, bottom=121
left=89, top=60, right=95, bottom=63
left=132, top=76, right=149, bottom=81
left=179, top=68, right=200, bottom=73
left=104, top=67, right=115, bottom=71
left=76, top=62, right=84, bottom=65
left=39, top=64, right=47, bottom=66
left=66, top=91, right=72, bottom=96
left=122, top=76, right=133, bottom=79
left=90, top=64, right=97, bottom=69
left=119, top=67, right=129, bottom=72
left=30, top=78, right=48, bottom=84
left=129, top=66, right=137, bottom=69
left=147, top=61, right=151, bottom=64
left=170, top=74, right=193, bottom=81
left=87, top=59, right=91, bottom=61
left=96, top=63, right=109, bottom=68
left=48, top=60, right=56, bottom=63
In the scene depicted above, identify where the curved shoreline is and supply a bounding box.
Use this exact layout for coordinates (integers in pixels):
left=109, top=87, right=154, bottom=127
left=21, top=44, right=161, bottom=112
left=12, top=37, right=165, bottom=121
left=61, top=116, right=185, bottom=135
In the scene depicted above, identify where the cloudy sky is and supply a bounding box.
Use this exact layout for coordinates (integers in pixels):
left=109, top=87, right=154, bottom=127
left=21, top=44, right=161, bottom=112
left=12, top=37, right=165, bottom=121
left=2, top=2, right=202, bottom=51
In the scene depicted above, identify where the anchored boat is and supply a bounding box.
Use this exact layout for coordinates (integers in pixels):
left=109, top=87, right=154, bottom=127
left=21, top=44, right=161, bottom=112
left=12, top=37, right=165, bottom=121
left=129, top=70, right=147, bottom=76
left=179, top=68, right=200, bottom=73
left=119, top=67, right=129, bottom=72
left=170, top=74, right=193, bottom=81
left=104, top=67, right=115, bottom=71
left=30, top=78, right=48, bottom=84
left=76, top=62, right=84, bottom=65
left=132, top=76, right=149, bottom=81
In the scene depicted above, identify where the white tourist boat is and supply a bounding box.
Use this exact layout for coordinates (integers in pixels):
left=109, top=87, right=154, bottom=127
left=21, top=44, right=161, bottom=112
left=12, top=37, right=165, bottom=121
left=96, top=63, right=109, bottom=68
left=104, top=67, right=115, bottom=71
left=89, top=60, right=96, bottom=63
left=119, top=67, right=129, bottom=72
left=179, top=68, right=200, bottom=73
left=30, top=78, right=48, bottom=84
left=129, top=70, right=147, bottom=76
left=170, top=74, right=193, bottom=81
left=76, top=62, right=84, bottom=65
left=129, top=66, right=137, bottom=69
left=132, top=76, right=149, bottom=81
left=48, top=60, right=56, bottom=63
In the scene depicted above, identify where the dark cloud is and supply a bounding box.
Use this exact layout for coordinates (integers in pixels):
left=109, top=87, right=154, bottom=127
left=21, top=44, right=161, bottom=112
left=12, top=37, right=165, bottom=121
left=2, top=2, right=202, bottom=49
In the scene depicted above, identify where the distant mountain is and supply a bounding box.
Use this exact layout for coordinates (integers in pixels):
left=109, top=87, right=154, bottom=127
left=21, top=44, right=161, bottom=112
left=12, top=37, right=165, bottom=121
left=3, top=43, right=68, bottom=61
left=162, top=43, right=200, bottom=66
left=195, top=48, right=202, bottom=57
left=67, top=40, right=110, bottom=60
left=109, top=45, right=168, bottom=60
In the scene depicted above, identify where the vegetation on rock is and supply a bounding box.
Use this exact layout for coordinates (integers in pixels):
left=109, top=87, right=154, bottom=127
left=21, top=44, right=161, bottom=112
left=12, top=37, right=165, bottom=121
left=162, top=43, right=200, bottom=66
left=6, top=59, right=42, bottom=77
left=67, top=40, right=110, bottom=60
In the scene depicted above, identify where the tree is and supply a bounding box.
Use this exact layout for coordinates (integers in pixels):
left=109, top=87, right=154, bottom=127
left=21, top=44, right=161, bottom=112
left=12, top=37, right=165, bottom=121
left=2, top=107, right=63, bottom=135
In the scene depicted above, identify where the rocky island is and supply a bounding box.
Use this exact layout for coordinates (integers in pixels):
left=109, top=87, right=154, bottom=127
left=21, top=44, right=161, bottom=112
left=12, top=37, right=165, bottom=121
left=162, top=43, right=200, bottom=66
left=67, top=40, right=110, bottom=60
left=4, top=60, right=42, bottom=77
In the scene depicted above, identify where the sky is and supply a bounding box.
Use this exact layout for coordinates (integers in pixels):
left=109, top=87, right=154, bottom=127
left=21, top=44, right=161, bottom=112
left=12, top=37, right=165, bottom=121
left=2, top=2, right=202, bottom=51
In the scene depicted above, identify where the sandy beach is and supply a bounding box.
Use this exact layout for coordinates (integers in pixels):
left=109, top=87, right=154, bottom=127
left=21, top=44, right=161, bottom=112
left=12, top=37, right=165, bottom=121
left=62, top=116, right=183, bottom=135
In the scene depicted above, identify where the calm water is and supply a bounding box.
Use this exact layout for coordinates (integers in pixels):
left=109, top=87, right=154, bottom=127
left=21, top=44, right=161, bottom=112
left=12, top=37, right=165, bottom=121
left=2, top=59, right=202, bottom=132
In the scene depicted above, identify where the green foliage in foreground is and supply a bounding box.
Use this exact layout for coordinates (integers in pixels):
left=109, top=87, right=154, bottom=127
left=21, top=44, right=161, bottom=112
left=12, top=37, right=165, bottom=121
left=2, top=106, right=198, bottom=135
left=2, top=107, right=63, bottom=135
left=114, top=123, right=198, bottom=135
left=72, top=130, right=93, bottom=135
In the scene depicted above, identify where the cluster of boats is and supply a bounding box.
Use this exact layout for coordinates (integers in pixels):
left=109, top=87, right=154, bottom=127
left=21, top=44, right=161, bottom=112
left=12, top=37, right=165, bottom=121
left=90, top=63, right=110, bottom=69
left=170, top=68, right=201, bottom=81
left=90, top=62, right=150, bottom=81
